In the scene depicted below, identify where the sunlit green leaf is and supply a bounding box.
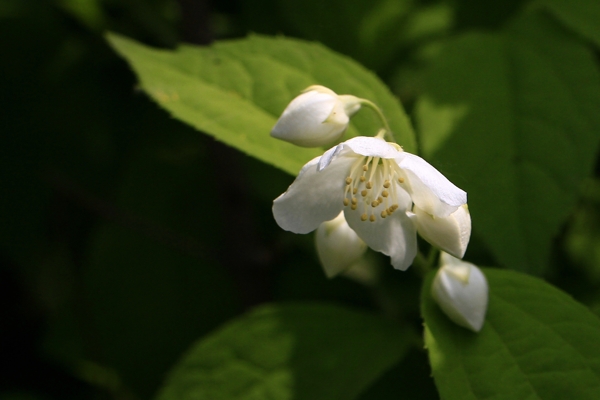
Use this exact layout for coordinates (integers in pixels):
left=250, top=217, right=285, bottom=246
left=416, top=12, right=600, bottom=274
left=156, top=303, right=410, bottom=400
left=106, top=32, right=416, bottom=176
left=422, top=268, right=600, bottom=400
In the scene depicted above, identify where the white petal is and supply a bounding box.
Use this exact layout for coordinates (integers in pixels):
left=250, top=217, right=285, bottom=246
left=343, top=137, right=402, bottom=159
left=399, top=153, right=466, bottom=217
left=315, top=213, right=368, bottom=278
left=318, top=136, right=404, bottom=171
left=344, top=195, right=417, bottom=271
left=432, top=254, right=488, bottom=332
left=273, top=155, right=355, bottom=234
left=318, top=144, right=345, bottom=171
left=270, top=91, right=346, bottom=147
left=413, top=204, right=471, bottom=258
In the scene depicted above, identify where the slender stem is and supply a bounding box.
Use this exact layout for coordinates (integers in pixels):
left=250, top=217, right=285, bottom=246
left=426, top=247, right=440, bottom=270
left=412, top=250, right=430, bottom=278
left=412, top=247, right=440, bottom=278
left=359, top=99, right=396, bottom=142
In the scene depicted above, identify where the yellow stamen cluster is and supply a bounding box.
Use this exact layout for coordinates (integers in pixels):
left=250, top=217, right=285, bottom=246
left=343, top=155, right=407, bottom=222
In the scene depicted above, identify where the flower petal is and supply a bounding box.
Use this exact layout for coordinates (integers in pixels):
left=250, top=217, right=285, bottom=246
left=315, top=212, right=368, bottom=278
left=413, top=204, right=471, bottom=258
left=273, top=155, right=355, bottom=234
left=318, top=136, right=404, bottom=171
left=344, top=191, right=417, bottom=271
left=270, top=90, right=348, bottom=147
left=432, top=253, right=489, bottom=332
left=399, top=153, right=467, bottom=217
left=343, top=137, right=402, bottom=159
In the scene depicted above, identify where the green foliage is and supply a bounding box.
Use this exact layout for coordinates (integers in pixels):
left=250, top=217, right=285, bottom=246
left=106, top=32, right=416, bottom=176
left=422, top=268, right=600, bottom=399
left=417, top=12, right=600, bottom=274
left=155, top=303, right=410, bottom=400
left=541, top=0, right=600, bottom=47
left=242, top=0, right=453, bottom=72
left=565, top=180, right=600, bottom=283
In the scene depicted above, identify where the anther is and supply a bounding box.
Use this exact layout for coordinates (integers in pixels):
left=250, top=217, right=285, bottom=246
left=382, top=190, right=389, bottom=197
left=366, top=182, right=373, bottom=189
left=361, top=190, right=368, bottom=197
left=377, top=196, right=383, bottom=203
left=383, top=181, right=391, bottom=189
left=381, top=210, right=388, bottom=218
left=398, top=177, right=405, bottom=183
left=343, top=198, right=350, bottom=206
left=363, top=165, right=368, bottom=171
left=361, top=213, right=368, bottom=221
left=345, top=177, right=352, bottom=185
left=351, top=197, right=358, bottom=205
left=369, top=215, right=376, bottom=222
left=352, top=188, right=358, bottom=194
left=351, top=204, right=357, bottom=210
left=360, top=176, right=366, bottom=182
left=371, top=201, right=378, bottom=207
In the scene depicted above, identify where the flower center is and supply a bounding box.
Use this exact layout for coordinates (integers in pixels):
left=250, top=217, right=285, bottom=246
left=343, top=156, right=406, bottom=222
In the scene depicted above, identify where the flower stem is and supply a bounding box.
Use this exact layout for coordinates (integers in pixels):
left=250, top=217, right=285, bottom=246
left=412, top=251, right=430, bottom=277
left=426, top=247, right=440, bottom=270
left=359, top=99, right=395, bottom=142
left=412, top=247, right=440, bottom=278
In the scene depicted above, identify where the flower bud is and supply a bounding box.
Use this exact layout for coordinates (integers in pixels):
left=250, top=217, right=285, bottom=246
left=431, top=252, right=488, bottom=332
left=315, top=212, right=368, bottom=278
left=271, top=85, right=361, bottom=147
left=413, top=204, right=471, bottom=259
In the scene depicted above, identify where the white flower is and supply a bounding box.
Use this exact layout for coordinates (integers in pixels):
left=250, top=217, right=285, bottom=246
left=412, top=204, right=471, bottom=259
left=315, top=212, right=368, bottom=278
left=272, top=136, right=467, bottom=270
left=431, top=252, right=488, bottom=332
left=270, top=85, right=361, bottom=147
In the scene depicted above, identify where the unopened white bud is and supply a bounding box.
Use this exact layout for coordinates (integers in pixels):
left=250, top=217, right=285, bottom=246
left=315, top=212, right=368, bottom=278
left=271, top=85, right=361, bottom=147
left=431, top=252, right=488, bottom=332
left=413, top=204, right=471, bottom=259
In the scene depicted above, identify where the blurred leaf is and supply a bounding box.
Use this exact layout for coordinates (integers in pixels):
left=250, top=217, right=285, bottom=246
left=541, top=0, right=600, bottom=47
left=422, top=268, right=600, bottom=400
left=357, top=0, right=454, bottom=71
left=156, top=303, right=410, bottom=400
left=452, top=0, right=524, bottom=29
left=241, top=0, right=452, bottom=73
left=275, top=0, right=375, bottom=56
left=564, top=179, right=600, bottom=282
left=55, top=0, right=105, bottom=30
left=416, top=12, right=600, bottom=274
left=106, top=32, right=416, bottom=176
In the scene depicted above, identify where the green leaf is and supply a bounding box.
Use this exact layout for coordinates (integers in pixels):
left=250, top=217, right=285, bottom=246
left=422, top=268, right=600, bottom=400
left=416, top=12, right=600, bottom=274
left=106, top=33, right=416, bottom=176
left=540, top=0, right=600, bottom=48
left=156, top=303, right=410, bottom=400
